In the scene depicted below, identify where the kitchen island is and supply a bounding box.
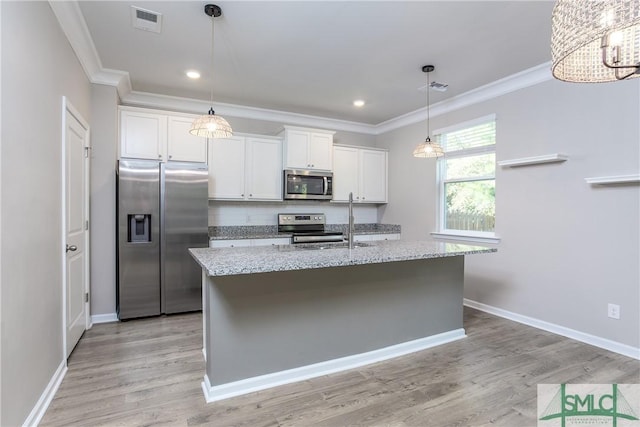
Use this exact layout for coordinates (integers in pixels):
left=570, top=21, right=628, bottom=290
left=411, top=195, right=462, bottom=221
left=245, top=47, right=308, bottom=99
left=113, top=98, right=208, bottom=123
left=190, top=240, right=495, bottom=402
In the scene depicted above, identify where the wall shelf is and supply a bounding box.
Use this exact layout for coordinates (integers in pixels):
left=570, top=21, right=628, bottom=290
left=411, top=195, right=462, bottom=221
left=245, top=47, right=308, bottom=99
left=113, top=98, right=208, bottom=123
left=584, top=174, right=640, bottom=185
left=497, top=154, right=568, bottom=167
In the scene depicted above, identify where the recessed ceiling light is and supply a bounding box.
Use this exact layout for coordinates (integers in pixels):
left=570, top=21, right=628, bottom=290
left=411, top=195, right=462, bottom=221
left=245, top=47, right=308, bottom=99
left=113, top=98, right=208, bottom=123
left=353, top=100, right=365, bottom=107
left=186, top=70, right=201, bottom=79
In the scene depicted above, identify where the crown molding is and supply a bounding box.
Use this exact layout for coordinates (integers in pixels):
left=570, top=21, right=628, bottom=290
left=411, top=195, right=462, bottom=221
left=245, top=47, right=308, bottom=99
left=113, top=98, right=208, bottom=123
left=49, top=1, right=101, bottom=78
left=375, top=62, right=553, bottom=135
left=121, top=91, right=378, bottom=134
left=49, top=1, right=131, bottom=100
left=92, top=68, right=132, bottom=98
left=53, top=0, right=552, bottom=136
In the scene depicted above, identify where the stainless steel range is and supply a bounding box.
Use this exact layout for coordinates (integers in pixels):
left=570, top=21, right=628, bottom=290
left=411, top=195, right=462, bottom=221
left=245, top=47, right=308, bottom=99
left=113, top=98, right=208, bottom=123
left=278, top=213, right=344, bottom=243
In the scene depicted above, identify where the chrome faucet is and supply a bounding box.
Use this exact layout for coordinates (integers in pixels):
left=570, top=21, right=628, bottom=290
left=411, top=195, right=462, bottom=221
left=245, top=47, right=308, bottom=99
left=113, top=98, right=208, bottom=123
left=348, top=192, right=355, bottom=249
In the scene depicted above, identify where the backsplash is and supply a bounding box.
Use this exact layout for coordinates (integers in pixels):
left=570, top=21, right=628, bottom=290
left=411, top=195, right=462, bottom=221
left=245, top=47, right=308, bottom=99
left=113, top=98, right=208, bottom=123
left=208, top=201, right=379, bottom=226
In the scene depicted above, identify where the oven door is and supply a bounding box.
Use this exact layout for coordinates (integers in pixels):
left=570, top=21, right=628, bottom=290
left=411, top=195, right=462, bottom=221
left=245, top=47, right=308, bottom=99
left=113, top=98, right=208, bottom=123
left=284, top=170, right=333, bottom=200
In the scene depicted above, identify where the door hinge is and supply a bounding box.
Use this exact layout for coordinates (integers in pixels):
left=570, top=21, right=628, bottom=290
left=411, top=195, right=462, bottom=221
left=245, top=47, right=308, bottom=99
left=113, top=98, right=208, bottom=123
left=85, top=220, right=89, bottom=230
left=85, top=292, right=89, bottom=303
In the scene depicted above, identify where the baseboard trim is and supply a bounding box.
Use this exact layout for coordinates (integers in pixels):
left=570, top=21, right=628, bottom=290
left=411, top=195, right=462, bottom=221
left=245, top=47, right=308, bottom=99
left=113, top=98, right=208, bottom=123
left=464, top=298, right=640, bottom=360
left=201, top=328, right=466, bottom=403
left=22, top=360, right=67, bottom=427
left=91, top=313, right=118, bottom=324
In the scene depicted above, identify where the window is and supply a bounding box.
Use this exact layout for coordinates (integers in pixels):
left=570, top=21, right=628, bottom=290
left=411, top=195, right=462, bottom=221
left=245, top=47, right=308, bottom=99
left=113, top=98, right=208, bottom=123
left=435, top=115, right=496, bottom=238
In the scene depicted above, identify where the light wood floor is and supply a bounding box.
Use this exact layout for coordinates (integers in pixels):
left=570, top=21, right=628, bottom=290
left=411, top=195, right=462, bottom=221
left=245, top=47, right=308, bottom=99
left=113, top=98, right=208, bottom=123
left=40, top=307, right=639, bottom=427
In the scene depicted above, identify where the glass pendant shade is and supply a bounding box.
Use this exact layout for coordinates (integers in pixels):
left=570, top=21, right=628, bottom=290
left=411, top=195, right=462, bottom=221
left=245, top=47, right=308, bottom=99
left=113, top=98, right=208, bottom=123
left=551, top=0, right=640, bottom=82
left=190, top=108, right=233, bottom=139
left=413, top=137, right=444, bottom=158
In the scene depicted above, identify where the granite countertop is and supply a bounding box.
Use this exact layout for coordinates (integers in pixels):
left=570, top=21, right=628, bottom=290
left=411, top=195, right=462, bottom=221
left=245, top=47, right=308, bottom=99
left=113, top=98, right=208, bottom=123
left=190, top=240, right=495, bottom=277
left=208, top=224, right=401, bottom=240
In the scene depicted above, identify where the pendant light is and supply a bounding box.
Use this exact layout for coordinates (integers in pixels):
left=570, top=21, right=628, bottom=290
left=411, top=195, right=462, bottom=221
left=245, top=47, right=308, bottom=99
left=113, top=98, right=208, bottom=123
left=190, top=4, right=233, bottom=139
left=551, top=0, right=640, bottom=82
left=413, top=65, right=444, bottom=158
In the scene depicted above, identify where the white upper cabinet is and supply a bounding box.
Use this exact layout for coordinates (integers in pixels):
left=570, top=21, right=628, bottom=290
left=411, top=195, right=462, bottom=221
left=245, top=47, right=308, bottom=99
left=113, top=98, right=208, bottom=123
left=208, top=135, right=282, bottom=201
left=245, top=137, right=283, bottom=200
left=208, top=136, right=246, bottom=199
left=281, top=126, right=335, bottom=171
left=167, top=116, right=209, bottom=162
left=332, top=145, right=388, bottom=203
left=359, top=149, right=387, bottom=203
left=307, top=133, right=333, bottom=170
left=120, top=107, right=207, bottom=163
left=120, top=110, right=167, bottom=161
left=332, top=146, right=359, bottom=202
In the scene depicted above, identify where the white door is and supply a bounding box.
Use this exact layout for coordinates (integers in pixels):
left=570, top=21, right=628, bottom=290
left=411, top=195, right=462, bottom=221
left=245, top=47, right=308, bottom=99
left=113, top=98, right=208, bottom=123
left=65, top=103, right=90, bottom=358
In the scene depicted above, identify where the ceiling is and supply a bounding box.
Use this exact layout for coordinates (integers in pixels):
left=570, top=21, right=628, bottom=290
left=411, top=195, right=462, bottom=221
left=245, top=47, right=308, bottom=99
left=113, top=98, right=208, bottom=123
left=78, top=1, right=556, bottom=125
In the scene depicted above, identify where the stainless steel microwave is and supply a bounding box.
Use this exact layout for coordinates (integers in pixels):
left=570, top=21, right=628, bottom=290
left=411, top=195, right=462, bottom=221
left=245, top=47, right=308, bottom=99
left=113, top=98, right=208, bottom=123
left=283, top=169, right=333, bottom=200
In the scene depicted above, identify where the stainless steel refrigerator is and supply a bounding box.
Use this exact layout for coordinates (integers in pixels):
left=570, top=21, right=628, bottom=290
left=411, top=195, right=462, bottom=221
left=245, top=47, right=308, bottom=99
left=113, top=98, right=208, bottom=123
left=116, top=159, right=208, bottom=320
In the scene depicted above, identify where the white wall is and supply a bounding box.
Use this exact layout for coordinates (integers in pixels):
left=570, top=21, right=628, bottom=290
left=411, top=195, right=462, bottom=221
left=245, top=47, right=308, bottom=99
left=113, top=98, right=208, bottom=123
left=90, top=85, right=118, bottom=316
left=376, top=119, right=437, bottom=241
left=377, top=77, right=640, bottom=349
left=1, top=2, right=91, bottom=425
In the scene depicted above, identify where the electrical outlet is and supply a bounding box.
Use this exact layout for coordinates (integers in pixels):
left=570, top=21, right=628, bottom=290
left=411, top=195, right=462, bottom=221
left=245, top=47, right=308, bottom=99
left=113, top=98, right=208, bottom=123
left=608, top=303, right=620, bottom=320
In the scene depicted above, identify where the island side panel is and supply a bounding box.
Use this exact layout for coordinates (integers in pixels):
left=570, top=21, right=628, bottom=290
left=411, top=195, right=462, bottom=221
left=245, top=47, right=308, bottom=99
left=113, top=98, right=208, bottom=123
left=206, top=256, right=464, bottom=386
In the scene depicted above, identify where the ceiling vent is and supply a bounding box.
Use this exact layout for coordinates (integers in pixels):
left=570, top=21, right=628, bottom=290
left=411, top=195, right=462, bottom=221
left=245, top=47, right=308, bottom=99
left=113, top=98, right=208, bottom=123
left=131, top=6, right=163, bottom=33
left=418, top=81, right=449, bottom=93
left=430, top=81, right=449, bottom=92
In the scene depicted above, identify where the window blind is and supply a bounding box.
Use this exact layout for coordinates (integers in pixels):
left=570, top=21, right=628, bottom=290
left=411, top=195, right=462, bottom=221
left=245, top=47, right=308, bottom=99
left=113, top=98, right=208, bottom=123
left=435, top=120, right=496, bottom=155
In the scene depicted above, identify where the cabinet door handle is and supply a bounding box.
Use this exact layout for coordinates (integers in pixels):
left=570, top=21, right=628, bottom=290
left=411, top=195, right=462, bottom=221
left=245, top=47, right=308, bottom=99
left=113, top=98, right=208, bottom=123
left=168, top=155, right=172, bottom=159
left=158, top=154, right=162, bottom=159
left=241, top=194, right=244, bottom=197
left=66, top=244, right=78, bottom=253
left=249, top=194, right=253, bottom=197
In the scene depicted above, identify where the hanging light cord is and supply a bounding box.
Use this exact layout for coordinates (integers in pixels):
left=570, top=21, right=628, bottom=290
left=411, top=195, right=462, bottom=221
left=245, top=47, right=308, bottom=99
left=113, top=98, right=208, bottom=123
left=426, top=71, right=430, bottom=139
left=209, top=12, right=215, bottom=113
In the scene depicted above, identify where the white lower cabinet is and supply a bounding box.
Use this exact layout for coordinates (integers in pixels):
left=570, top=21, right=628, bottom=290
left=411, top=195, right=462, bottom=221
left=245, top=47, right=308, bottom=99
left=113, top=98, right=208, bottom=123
left=208, top=135, right=282, bottom=200
left=254, top=237, right=291, bottom=246
left=210, top=237, right=291, bottom=248
left=333, top=145, right=387, bottom=203
left=354, top=233, right=400, bottom=242
left=209, top=239, right=252, bottom=248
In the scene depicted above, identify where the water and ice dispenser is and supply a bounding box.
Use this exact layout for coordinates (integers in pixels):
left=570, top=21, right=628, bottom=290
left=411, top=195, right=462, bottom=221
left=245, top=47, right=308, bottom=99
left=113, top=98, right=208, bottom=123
left=128, top=214, right=151, bottom=243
